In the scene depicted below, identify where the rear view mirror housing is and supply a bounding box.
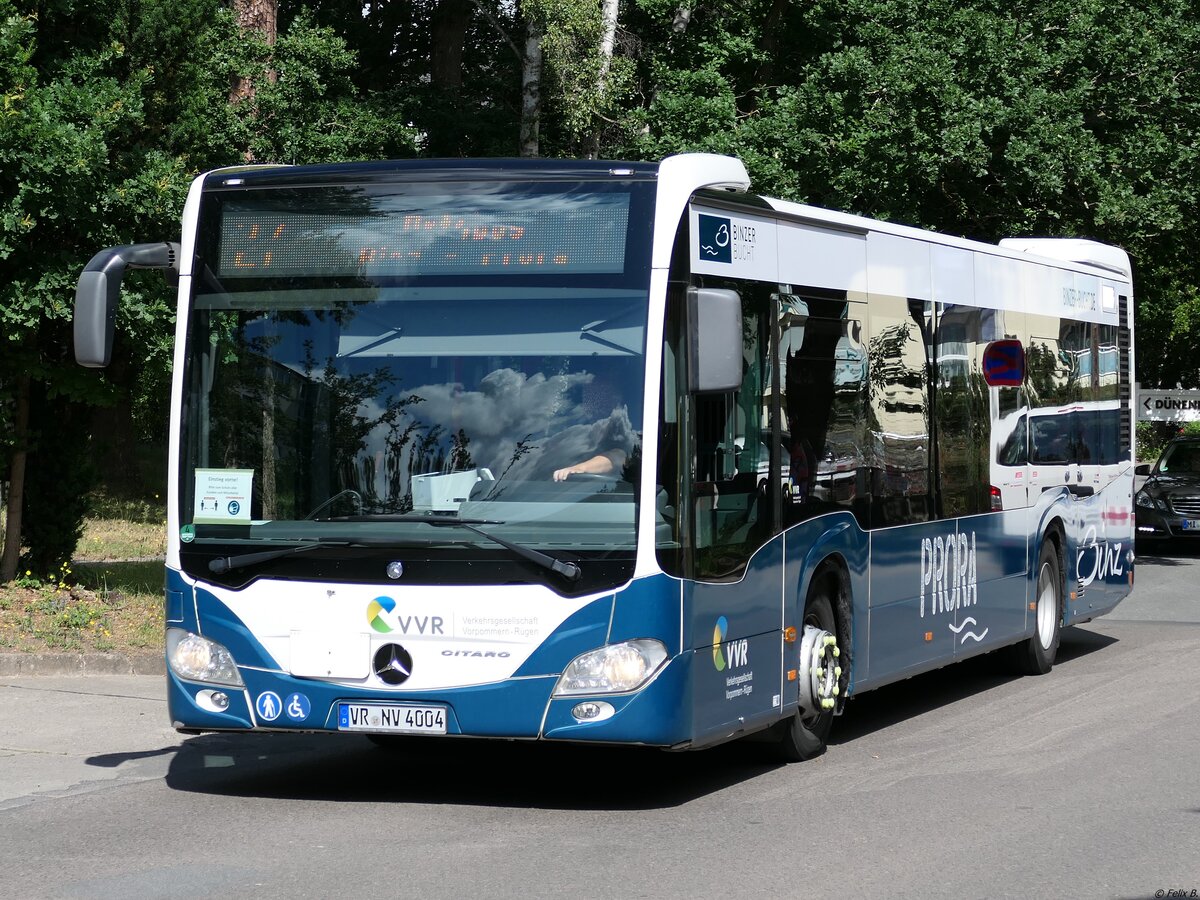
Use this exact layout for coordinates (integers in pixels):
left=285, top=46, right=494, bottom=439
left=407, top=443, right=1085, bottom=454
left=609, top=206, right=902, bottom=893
left=687, top=287, right=742, bottom=393
left=74, top=242, right=180, bottom=367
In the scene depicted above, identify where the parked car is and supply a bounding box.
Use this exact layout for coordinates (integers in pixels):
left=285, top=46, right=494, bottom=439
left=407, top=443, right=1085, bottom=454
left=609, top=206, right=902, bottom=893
left=1135, top=436, right=1200, bottom=545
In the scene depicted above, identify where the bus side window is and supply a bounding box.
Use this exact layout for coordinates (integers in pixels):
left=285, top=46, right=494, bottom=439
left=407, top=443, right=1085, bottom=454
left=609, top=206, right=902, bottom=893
left=866, top=295, right=933, bottom=527
left=690, top=283, right=776, bottom=580
left=777, top=293, right=867, bottom=529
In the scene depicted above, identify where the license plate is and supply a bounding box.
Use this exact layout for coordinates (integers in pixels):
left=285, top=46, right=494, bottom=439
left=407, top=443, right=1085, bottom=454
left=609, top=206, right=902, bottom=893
left=337, top=703, right=447, bottom=734
left=1182, top=520, right=1195, bottom=530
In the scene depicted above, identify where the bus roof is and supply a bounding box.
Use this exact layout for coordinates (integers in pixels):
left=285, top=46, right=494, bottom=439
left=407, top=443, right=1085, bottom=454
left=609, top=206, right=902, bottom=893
left=201, top=158, right=661, bottom=191
left=761, top=195, right=1131, bottom=284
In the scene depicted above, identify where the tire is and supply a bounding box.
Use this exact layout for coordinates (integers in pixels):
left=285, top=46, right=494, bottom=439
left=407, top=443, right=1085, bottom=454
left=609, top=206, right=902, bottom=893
left=774, top=576, right=840, bottom=762
left=1010, top=537, right=1063, bottom=675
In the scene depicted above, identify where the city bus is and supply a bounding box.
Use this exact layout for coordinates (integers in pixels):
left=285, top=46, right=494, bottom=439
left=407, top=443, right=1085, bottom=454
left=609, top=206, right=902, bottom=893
left=73, top=154, right=1136, bottom=760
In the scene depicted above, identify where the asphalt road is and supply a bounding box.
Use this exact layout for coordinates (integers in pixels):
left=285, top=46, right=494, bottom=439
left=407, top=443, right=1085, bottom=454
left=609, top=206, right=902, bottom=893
left=2, top=546, right=1198, bottom=900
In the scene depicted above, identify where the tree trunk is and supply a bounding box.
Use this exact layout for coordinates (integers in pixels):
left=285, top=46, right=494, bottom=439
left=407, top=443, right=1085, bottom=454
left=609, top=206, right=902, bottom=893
left=428, top=0, right=474, bottom=156
left=596, top=0, right=618, bottom=94
left=584, top=0, right=620, bottom=158
left=0, top=375, right=30, bottom=582
left=431, top=0, right=471, bottom=91
left=229, top=0, right=279, bottom=105
left=751, top=0, right=788, bottom=102
left=520, top=21, right=543, bottom=158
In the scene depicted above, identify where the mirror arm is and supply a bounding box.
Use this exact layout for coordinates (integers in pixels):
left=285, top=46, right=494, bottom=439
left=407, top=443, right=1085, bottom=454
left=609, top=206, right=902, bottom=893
left=74, top=242, right=180, bottom=368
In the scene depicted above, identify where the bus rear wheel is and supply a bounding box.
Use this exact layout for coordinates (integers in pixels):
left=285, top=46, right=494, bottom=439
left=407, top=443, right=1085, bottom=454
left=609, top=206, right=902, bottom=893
left=1009, top=537, right=1063, bottom=675
left=774, top=580, right=840, bottom=762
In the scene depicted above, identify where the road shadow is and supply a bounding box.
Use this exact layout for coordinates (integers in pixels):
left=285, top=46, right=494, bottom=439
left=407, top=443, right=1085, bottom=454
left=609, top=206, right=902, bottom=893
left=162, top=627, right=1119, bottom=809
left=165, top=730, right=783, bottom=809
left=1134, top=540, right=1200, bottom=566
left=86, top=746, right=178, bottom=768
left=830, top=625, right=1117, bottom=746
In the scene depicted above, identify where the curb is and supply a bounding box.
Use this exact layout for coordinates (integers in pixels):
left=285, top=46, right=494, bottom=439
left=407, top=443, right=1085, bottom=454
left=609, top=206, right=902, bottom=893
left=0, top=652, right=165, bottom=677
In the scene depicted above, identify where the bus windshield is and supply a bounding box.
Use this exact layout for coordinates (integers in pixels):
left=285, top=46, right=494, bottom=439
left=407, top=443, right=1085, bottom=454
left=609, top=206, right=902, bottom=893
left=179, top=179, right=654, bottom=586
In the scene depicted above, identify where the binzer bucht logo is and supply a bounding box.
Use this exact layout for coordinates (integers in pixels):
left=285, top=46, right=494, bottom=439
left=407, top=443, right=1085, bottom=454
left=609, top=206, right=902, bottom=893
left=698, top=214, right=732, bottom=264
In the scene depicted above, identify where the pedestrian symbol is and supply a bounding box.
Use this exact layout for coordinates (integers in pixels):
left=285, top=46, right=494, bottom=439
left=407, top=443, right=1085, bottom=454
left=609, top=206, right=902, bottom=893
left=255, top=691, right=283, bottom=721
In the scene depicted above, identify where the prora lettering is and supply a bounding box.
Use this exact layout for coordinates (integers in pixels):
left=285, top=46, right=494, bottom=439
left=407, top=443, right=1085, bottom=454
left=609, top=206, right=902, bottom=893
left=920, top=531, right=977, bottom=618
left=440, top=649, right=511, bottom=658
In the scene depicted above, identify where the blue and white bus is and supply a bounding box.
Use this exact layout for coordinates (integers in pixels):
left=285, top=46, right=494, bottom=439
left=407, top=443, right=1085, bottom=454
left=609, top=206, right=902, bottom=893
left=74, top=154, right=1136, bottom=760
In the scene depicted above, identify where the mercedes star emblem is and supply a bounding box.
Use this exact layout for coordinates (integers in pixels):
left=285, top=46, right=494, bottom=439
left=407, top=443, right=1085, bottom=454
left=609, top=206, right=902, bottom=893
left=373, top=643, right=414, bottom=685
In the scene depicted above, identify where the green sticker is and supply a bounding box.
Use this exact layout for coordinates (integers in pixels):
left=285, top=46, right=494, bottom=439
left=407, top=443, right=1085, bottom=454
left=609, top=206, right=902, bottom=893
left=180, top=524, right=196, bottom=543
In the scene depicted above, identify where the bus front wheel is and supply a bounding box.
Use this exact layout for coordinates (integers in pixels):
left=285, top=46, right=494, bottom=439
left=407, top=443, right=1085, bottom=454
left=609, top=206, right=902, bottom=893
left=775, top=580, right=840, bottom=762
left=1009, top=537, right=1063, bottom=676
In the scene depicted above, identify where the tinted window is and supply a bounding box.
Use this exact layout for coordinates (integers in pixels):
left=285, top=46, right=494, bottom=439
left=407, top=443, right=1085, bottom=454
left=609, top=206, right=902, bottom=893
left=934, top=304, right=991, bottom=517
left=1159, top=442, right=1200, bottom=475
left=778, top=294, right=868, bottom=529
left=867, top=296, right=932, bottom=526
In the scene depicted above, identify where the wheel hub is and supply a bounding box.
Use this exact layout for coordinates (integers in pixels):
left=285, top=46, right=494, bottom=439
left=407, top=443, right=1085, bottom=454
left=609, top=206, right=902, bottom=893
left=798, top=624, right=840, bottom=716
left=1036, top=560, right=1058, bottom=649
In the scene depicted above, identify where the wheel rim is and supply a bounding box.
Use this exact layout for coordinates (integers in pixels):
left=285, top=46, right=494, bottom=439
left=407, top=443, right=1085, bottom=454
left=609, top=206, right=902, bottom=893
left=1036, top=559, right=1058, bottom=649
left=798, top=618, right=839, bottom=720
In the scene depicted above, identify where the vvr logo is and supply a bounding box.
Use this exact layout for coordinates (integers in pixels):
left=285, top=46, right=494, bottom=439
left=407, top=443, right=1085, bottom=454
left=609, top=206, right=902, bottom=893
left=712, top=616, right=749, bottom=671
left=726, top=639, right=749, bottom=668
left=366, top=596, right=445, bottom=636
left=698, top=214, right=731, bottom=263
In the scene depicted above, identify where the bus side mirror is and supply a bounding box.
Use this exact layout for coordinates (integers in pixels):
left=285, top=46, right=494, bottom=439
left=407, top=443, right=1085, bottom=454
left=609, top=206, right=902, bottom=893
left=74, top=242, right=180, bottom=367
left=687, top=287, right=742, bottom=393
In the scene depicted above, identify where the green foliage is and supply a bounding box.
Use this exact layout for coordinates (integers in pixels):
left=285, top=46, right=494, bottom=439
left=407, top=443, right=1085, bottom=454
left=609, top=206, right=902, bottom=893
left=0, top=0, right=425, bottom=576
left=3, top=0, right=1200, bottom=575
left=523, top=0, right=638, bottom=154
left=619, top=0, right=1200, bottom=390
left=1139, top=419, right=1200, bottom=464
left=237, top=11, right=421, bottom=163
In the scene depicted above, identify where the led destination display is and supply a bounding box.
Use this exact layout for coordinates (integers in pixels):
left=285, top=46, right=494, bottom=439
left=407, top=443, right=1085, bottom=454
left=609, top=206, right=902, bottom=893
left=216, top=192, right=631, bottom=279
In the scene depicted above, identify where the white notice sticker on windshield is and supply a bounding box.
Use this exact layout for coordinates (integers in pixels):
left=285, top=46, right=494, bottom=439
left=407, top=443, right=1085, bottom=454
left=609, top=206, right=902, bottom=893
left=193, top=468, right=254, bottom=524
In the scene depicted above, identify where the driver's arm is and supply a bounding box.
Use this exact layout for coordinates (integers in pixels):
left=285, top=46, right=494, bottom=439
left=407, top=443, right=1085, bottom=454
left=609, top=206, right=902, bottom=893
left=553, top=449, right=627, bottom=482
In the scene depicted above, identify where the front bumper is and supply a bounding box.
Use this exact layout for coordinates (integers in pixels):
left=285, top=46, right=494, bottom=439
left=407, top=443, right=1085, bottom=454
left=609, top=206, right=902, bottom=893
left=168, top=652, right=694, bottom=747
left=1135, top=506, right=1200, bottom=540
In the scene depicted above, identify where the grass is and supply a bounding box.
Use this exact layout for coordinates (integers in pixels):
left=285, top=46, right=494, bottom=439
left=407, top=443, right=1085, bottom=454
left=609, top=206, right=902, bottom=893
left=0, top=497, right=166, bottom=656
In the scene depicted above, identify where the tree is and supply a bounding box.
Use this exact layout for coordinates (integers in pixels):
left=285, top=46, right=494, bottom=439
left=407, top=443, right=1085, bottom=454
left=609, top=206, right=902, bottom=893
left=4, top=0, right=1199, bottom=578
left=621, top=0, right=1200, bottom=385
left=1, top=1, right=186, bottom=580
left=0, top=0, right=419, bottom=579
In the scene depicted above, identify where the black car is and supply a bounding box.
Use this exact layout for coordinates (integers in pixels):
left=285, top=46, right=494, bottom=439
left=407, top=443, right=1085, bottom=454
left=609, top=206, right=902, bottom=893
left=1135, top=437, right=1200, bottom=544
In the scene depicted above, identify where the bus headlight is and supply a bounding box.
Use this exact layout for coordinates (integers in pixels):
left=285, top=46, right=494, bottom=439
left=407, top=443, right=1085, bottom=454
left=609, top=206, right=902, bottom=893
left=167, top=628, right=244, bottom=687
left=554, top=640, right=668, bottom=696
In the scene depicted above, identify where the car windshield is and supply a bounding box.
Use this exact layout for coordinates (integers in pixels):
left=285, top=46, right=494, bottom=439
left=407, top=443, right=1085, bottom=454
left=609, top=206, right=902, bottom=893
left=179, top=178, right=654, bottom=585
left=1158, top=442, right=1200, bottom=475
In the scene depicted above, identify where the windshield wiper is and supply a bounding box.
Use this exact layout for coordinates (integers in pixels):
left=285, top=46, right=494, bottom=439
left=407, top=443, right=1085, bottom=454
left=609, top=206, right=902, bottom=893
left=207, top=537, right=427, bottom=574
left=333, top=513, right=581, bottom=582
left=425, top=517, right=581, bottom=582
left=208, top=540, right=350, bottom=574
